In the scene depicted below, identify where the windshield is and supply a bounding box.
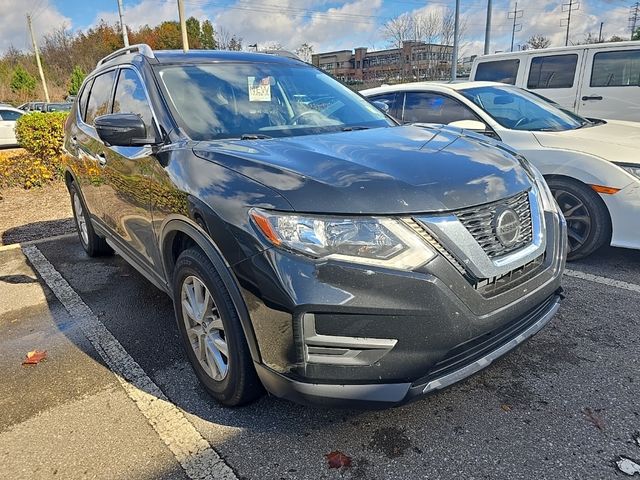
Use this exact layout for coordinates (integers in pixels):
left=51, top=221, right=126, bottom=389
left=459, top=85, right=588, bottom=132
left=157, top=62, right=391, bottom=140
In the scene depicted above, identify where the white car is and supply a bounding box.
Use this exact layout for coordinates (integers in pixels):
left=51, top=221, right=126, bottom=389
left=0, top=106, right=24, bottom=147
left=363, top=81, right=640, bottom=260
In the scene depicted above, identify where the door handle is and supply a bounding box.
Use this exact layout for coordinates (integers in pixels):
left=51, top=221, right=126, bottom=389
left=98, top=153, right=107, bottom=166
left=582, top=95, right=603, bottom=101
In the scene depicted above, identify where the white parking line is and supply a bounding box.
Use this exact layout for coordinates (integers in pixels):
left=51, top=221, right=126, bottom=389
left=22, top=245, right=238, bottom=480
left=564, top=268, right=640, bottom=294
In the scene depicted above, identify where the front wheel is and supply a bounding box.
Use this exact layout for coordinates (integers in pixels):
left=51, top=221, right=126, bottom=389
left=546, top=177, right=611, bottom=261
left=173, top=247, right=263, bottom=406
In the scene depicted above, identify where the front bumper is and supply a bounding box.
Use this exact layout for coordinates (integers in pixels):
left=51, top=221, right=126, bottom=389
left=233, top=211, right=566, bottom=407
left=255, top=293, right=561, bottom=407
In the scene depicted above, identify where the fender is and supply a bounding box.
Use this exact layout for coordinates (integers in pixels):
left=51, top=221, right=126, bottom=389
left=159, top=215, right=262, bottom=363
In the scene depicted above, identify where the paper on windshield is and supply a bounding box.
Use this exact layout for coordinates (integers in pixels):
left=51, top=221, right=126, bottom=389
left=248, top=76, right=272, bottom=102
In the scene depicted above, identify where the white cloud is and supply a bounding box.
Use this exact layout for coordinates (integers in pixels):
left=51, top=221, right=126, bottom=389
left=0, top=0, right=71, bottom=52
left=91, top=0, right=208, bottom=30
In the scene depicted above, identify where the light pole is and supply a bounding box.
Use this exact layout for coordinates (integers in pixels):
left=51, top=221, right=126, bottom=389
left=451, top=0, right=460, bottom=81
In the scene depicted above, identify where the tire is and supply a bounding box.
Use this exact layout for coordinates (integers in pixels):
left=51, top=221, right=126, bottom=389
left=173, top=247, right=263, bottom=406
left=68, top=182, right=113, bottom=257
left=546, top=177, right=611, bottom=261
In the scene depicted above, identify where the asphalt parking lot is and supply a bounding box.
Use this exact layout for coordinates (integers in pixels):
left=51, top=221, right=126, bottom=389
left=1, top=234, right=639, bottom=480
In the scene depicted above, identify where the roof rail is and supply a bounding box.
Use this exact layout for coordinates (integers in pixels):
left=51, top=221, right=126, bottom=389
left=263, top=50, right=302, bottom=62
left=97, top=44, right=155, bottom=68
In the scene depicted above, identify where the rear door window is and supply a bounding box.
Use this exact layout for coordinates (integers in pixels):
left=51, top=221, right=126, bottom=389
left=402, top=92, right=479, bottom=124
left=590, top=49, right=640, bottom=87
left=0, top=110, right=22, bottom=121
left=528, top=54, right=578, bottom=89
left=77, top=79, right=93, bottom=121
left=85, top=70, right=116, bottom=125
left=475, top=59, right=520, bottom=84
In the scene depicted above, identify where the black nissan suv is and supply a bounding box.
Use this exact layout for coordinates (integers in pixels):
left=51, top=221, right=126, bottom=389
left=63, top=44, right=566, bottom=407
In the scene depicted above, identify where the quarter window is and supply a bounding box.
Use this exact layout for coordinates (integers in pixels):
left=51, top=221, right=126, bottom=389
left=78, top=78, right=93, bottom=121
left=85, top=70, right=116, bottom=125
left=591, top=50, right=640, bottom=87
left=402, top=92, right=478, bottom=125
left=475, top=59, right=520, bottom=84
left=528, top=54, right=578, bottom=89
left=112, top=69, right=155, bottom=135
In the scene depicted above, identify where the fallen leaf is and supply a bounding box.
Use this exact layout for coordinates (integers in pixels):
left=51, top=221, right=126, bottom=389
left=501, top=404, right=512, bottom=412
left=22, top=350, right=47, bottom=365
left=616, top=457, right=640, bottom=476
left=325, top=451, right=352, bottom=469
left=583, top=407, right=605, bottom=430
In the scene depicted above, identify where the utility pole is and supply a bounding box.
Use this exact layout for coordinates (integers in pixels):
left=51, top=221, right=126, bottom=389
left=630, top=2, right=639, bottom=40
left=508, top=2, right=523, bottom=52
left=598, top=22, right=604, bottom=42
left=451, top=0, right=460, bottom=81
left=117, top=0, right=129, bottom=47
left=484, top=0, right=493, bottom=55
left=26, top=14, right=50, bottom=103
left=561, top=0, right=579, bottom=46
left=177, top=0, right=189, bottom=53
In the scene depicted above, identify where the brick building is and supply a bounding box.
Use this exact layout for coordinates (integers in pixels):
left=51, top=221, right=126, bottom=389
left=311, top=41, right=454, bottom=82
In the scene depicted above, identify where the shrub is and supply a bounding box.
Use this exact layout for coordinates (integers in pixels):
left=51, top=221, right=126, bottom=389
left=15, top=112, right=68, bottom=160
left=0, top=112, right=69, bottom=188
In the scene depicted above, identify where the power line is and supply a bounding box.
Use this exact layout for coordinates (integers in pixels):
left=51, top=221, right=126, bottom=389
left=507, top=2, right=523, bottom=52
left=561, top=0, right=579, bottom=46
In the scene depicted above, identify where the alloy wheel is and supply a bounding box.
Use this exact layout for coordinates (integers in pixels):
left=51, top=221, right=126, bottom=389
left=553, top=189, right=592, bottom=253
left=73, top=192, right=89, bottom=246
left=181, top=275, right=229, bottom=381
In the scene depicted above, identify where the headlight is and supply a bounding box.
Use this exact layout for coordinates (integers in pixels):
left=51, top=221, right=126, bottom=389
left=250, top=209, right=436, bottom=270
left=614, top=163, right=640, bottom=181
left=517, top=155, right=558, bottom=213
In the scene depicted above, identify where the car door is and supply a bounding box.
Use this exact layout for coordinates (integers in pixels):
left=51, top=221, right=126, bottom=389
left=579, top=47, right=640, bottom=121
left=525, top=52, right=581, bottom=111
left=73, top=70, right=117, bottom=220
left=0, top=109, right=21, bottom=145
left=99, top=66, right=162, bottom=273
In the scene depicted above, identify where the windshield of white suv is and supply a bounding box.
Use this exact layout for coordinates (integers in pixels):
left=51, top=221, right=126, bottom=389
left=460, top=85, right=589, bottom=132
left=157, top=63, right=392, bottom=140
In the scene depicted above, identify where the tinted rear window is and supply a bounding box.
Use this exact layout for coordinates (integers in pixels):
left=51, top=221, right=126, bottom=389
left=475, top=59, right=520, bottom=84
left=528, top=54, right=578, bottom=89
left=591, top=50, right=640, bottom=87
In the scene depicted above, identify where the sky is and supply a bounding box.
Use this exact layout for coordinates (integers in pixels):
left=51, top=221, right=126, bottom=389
left=0, top=0, right=635, bottom=58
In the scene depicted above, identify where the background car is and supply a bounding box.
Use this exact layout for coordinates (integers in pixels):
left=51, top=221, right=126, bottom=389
left=43, top=102, right=72, bottom=112
left=0, top=106, right=24, bottom=147
left=469, top=41, right=640, bottom=122
left=18, top=101, right=46, bottom=112
left=364, top=81, right=640, bottom=260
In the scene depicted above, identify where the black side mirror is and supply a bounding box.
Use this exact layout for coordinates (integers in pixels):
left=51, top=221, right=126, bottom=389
left=94, top=113, right=156, bottom=147
left=371, top=100, right=390, bottom=114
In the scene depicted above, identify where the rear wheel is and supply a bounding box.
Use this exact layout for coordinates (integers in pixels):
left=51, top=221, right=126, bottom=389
left=68, top=182, right=113, bottom=257
left=546, top=177, right=611, bottom=261
left=173, top=247, right=263, bottom=406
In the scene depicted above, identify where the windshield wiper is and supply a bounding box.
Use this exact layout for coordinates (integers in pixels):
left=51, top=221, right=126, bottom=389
left=342, top=126, right=370, bottom=131
left=240, top=133, right=272, bottom=140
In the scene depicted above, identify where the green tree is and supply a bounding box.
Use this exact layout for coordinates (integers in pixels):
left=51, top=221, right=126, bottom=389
left=186, top=17, right=202, bottom=48
left=154, top=21, right=183, bottom=49
left=68, top=65, right=86, bottom=96
left=228, top=35, right=242, bottom=51
left=633, top=28, right=640, bottom=41
left=608, top=35, right=625, bottom=42
left=201, top=20, right=216, bottom=49
left=10, top=65, right=36, bottom=96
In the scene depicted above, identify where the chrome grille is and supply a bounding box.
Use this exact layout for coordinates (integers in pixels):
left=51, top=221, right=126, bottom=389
left=455, top=191, right=532, bottom=258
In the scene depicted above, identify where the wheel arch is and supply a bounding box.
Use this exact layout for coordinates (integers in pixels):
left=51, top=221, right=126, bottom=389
left=160, top=216, right=261, bottom=363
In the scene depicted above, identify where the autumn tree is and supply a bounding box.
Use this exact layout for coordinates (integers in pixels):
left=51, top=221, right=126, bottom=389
left=68, top=65, right=86, bottom=96
left=525, top=35, right=551, bottom=50
left=154, top=21, right=183, bottom=49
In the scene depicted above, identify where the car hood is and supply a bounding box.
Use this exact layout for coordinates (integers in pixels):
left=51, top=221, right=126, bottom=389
left=193, top=125, right=533, bottom=214
left=533, top=120, right=640, bottom=165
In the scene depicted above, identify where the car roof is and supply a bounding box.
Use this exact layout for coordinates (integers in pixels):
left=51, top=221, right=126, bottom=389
left=475, top=40, right=640, bottom=60
left=0, top=106, right=25, bottom=113
left=153, top=49, right=304, bottom=65
left=362, top=81, right=507, bottom=96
